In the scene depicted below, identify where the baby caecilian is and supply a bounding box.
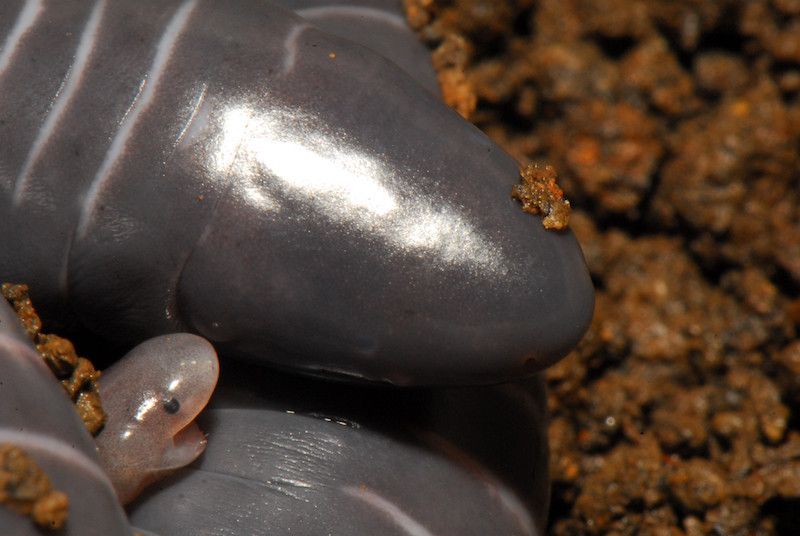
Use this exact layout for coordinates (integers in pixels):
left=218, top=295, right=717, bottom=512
left=0, top=0, right=594, bottom=386
left=1, top=291, right=217, bottom=532
left=95, top=333, right=219, bottom=505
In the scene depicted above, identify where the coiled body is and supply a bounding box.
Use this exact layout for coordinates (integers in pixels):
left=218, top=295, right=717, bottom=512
left=0, top=0, right=593, bottom=386
left=128, top=362, right=550, bottom=536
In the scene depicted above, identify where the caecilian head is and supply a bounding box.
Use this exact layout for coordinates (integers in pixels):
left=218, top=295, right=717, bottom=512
left=142, top=5, right=595, bottom=386
left=95, top=333, right=219, bottom=504
left=176, top=89, right=595, bottom=386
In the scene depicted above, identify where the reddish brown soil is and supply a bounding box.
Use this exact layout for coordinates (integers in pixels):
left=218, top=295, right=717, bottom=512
left=409, top=1, right=800, bottom=533
left=0, top=444, right=68, bottom=530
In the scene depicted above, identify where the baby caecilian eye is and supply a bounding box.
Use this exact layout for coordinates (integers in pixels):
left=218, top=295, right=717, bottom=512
left=163, top=398, right=181, bottom=415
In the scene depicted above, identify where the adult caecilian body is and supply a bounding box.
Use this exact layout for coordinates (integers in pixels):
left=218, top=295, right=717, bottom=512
left=0, top=0, right=594, bottom=385
left=128, top=362, right=551, bottom=536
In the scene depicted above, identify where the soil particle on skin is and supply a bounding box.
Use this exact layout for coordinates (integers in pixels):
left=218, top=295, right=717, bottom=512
left=409, top=0, right=800, bottom=533
left=2, top=283, right=107, bottom=435
left=0, top=444, right=68, bottom=530
left=512, top=163, right=571, bottom=230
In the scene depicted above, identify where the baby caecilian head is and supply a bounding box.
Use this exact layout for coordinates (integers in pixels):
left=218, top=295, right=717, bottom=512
left=95, top=334, right=219, bottom=504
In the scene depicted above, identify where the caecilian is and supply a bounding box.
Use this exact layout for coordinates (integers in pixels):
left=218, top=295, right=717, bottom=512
left=0, top=1, right=596, bottom=534
left=95, top=333, right=219, bottom=505
left=0, top=0, right=594, bottom=386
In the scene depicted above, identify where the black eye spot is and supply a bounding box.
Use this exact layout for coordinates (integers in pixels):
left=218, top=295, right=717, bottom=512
left=163, top=397, right=180, bottom=414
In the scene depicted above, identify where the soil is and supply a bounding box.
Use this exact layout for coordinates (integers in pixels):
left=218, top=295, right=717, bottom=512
left=512, top=162, right=572, bottom=230
left=2, top=284, right=106, bottom=436
left=0, top=444, right=68, bottom=531
left=407, top=1, right=800, bottom=534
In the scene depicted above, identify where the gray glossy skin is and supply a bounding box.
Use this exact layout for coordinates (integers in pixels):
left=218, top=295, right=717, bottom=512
left=0, top=0, right=594, bottom=385
left=128, top=361, right=549, bottom=536
left=274, top=0, right=440, bottom=94
left=2, top=2, right=563, bottom=532
left=0, top=299, right=132, bottom=535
